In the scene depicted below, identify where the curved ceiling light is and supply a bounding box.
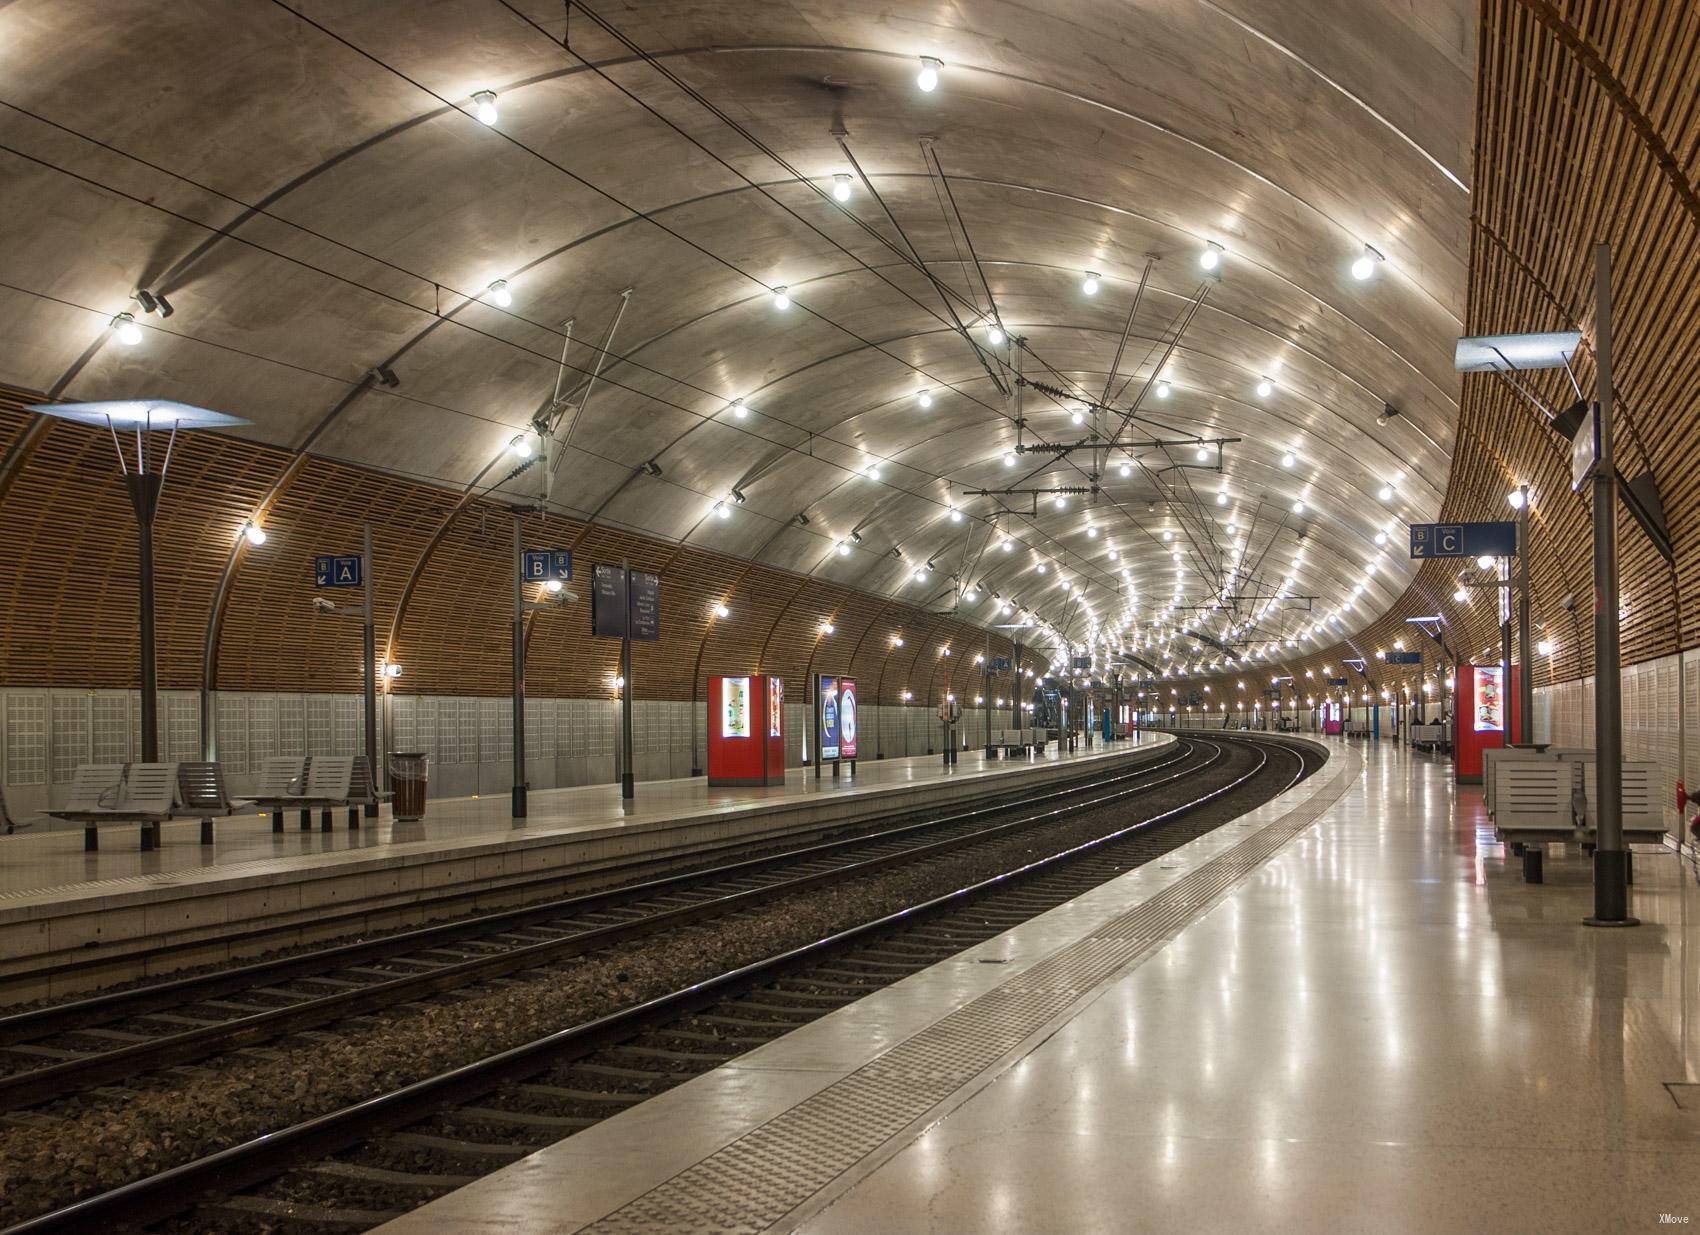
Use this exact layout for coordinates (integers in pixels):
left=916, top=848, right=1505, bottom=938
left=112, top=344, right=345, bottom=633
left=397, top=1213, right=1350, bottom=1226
left=486, top=279, right=512, bottom=307
left=1351, top=244, right=1384, bottom=281
left=471, top=90, right=498, bottom=125
left=1082, top=271, right=1100, bottom=296
left=772, top=286, right=790, bottom=310
left=110, top=312, right=143, bottom=345
left=916, top=57, right=942, bottom=92
left=832, top=173, right=853, bottom=202
left=1199, top=242, right=1224, bottom=271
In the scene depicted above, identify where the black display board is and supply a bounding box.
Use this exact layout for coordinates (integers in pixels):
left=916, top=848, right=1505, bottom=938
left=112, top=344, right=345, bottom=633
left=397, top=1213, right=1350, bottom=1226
left=592, top=564, right=661, bottom=641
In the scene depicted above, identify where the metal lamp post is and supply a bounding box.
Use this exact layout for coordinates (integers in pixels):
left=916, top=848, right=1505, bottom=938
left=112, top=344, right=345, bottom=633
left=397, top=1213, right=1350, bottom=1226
left=28, top=400, right=250, bottom=762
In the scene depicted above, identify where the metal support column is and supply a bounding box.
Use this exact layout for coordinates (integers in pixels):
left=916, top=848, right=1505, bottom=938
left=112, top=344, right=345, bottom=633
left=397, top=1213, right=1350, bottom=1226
left=1586, top=243, right=1636, bottom=927
left=511, top=515, right=528, bottom=819
left=620, top=559, right=635, bottom=804
left=127, top=473, right=162, bottom=762
left=1516, top=484, right=1534, bottom=744
left=361, top=523, right=379, bottom=816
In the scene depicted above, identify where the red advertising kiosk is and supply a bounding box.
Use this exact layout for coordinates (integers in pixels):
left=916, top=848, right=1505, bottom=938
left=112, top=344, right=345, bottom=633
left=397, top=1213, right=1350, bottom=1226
left=1453, top=662, right=1521, bottom=782
left=707, top=674, right=785, bottom=787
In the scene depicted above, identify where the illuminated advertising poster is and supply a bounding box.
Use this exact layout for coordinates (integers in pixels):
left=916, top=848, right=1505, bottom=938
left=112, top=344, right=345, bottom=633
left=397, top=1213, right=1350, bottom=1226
left=768, top=676, right=784, bottom=737
left=1473, top=664, right=1504, bottom=733
left=721, top=676, right=751, bottom=738
left=840, top=678, right=859, bottom=759
left=819, top=676, right=840, bottom=760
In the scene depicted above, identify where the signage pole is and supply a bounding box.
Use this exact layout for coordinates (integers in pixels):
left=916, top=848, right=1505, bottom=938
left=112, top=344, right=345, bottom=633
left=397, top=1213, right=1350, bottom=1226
left=362, top=522, right=379, bottom=816
left=620, top=559, right=635, bottom=804
left=1516, top=485, right=1534, bottom=745
left=1586, top=243, right=1634, bottom=926
left=127, top=471, right=162, bottom=762
left=511, top=514, right=528, bottom=819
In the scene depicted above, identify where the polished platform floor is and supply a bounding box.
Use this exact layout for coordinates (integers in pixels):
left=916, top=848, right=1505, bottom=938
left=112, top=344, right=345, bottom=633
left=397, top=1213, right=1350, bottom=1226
left=382, top=736, right=1700, bottom=1234
left=0, top=737, right=1146, bottom=902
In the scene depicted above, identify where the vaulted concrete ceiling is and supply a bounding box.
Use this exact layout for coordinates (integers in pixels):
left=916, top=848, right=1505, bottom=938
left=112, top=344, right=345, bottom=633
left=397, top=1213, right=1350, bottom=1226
left=0, top=0, right=1474, bottom=665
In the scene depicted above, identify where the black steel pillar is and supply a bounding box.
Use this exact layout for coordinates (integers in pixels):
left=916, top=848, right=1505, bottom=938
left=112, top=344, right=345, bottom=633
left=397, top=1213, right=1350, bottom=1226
left=1585, top=243, right=1635, bottom=927
left=1516, top=485, right=1534, bottom=744
left=620, top=560, right=635, bottom=803
left=362, top=523, right=379, bottom=816
left=511, top=514, right=528, bottom=819
left=126, top=473, right=162, bottom=762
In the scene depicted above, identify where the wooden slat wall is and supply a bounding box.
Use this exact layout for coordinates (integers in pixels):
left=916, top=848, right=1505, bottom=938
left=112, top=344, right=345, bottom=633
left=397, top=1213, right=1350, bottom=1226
left=0, top=391, right=1019, bottom=706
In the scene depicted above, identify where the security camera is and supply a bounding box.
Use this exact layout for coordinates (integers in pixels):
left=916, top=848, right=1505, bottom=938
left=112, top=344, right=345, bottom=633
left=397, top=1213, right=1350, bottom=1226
left=313, top=596, right=336, bottom=613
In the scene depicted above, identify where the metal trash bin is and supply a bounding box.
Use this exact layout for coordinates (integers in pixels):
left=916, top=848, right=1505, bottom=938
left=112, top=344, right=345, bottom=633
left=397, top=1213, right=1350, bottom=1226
left=389, top=752, right=429, bottom=821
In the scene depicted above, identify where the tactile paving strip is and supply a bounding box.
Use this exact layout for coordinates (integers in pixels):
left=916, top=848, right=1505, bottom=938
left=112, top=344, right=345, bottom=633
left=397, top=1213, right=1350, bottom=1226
left=581, top=746, right=1354, bottom=1235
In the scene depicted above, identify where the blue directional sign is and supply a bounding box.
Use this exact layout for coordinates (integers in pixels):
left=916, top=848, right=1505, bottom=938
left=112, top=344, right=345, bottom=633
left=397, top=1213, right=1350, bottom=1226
left=314, top=555, right=363, bottom=588
left=522, top=549, right=573, bottom=582
left=1385, top=651, right=1422, bottom=665
left=1072, top=655, right=1091, bottom=670
left=989, top=656, right=1013, bottom=671
left=1326, top=676, right=1349, bottom=687
left=1409, top=521, right=1517, bottom=560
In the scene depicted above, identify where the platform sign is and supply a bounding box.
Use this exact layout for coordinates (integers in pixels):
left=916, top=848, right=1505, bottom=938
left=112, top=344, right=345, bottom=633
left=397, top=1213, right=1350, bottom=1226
left=1327, top=676, right=1349, bottom=687
left=628, top=571, right=660, bottom=641
left=1385, top=651, right=1422, bottom=665
left=1072, top=655, right=1091, bottom=670
left=591, top=565, right=661, bottom=640
left=522, top=549, right=573, bottom=582
left=989, top=656, right=1013, bottom=671
left=1408, top=521, right=1517, bottom=560
left=314, top=554, right=363, bottom=588
left=591, top=564, right=627, bottom=638
left=1572, top=404, right=1599, bottom=491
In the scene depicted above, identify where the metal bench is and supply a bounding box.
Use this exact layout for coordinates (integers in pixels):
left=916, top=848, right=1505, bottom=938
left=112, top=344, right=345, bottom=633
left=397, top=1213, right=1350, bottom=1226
left=49, top=763, right=179, bottom=852
left=1409, top=722, right=1449, bottom=752
left=1483, top=746, right=1549, bottom=819
left=1491, top=759, right=1572, bottom=883
left=1575, top=761, right=1668, bottom=882
left=253, top=756, right=378, bottom=833
left=172, top=761, right=246, bottom=845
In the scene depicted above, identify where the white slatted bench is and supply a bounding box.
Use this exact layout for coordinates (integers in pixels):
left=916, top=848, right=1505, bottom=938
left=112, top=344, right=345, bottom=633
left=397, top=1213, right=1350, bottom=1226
left=252, top=756, right=378, bottom=833
left=1575, top=761, right=1668, bottom=884
left=1483, top=747, right=1549, bottom=818
left=171, top=762, right=246, bottom=845
left=1, top=785, right=31, bottom=835
left=48, top=763, right=179, bottom=852
left=1491, top=759, right=1573, bottom=883
left=1409, top=722, right=1449, bottom=752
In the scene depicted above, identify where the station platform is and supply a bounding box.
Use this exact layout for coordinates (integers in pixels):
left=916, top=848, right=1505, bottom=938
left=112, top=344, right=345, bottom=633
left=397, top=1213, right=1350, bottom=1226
left=0, top=734, right=1169, bottom=1005
left=382, top=735, right=1700, bottom=1234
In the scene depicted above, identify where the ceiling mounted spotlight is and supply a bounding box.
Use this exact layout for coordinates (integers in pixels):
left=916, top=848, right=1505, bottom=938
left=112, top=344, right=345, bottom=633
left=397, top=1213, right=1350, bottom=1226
left=916, top=56, right=942, bottom=92
left=1475, top=553, right=1495, bottom=570
left=133, top=288, right=173, bottom=318
left=1352, top=244, right=1384, bottom=281
left=917, top=388, right=933, bottom=408
left=1378, top=481, right=1394, bottom=501
left=1053, top=494, right=1067, bottom=509
left=986, top=322, right=1005, bottom=346
left=832, top=173, right=853, bottom=202
left=1281, top=450, right=1297, bottom=469
left=850, top=530, right=863, bottom=544
left=949, top=507, right=963, bottom=523
left=1070, top=407, right=1086, bottom=425
left=486, top=279, right=512, bottom=307
left=1118, top=461, right=1132, bottom=477
left=835, top=541, right=851, bottom=557
left=242, top=521, right=267, bottom=547
left=1256, top=377, right=1275, bottom=398
left=1194, top=444, right=1210, bottom=462
left=1086, top=526, right=1099, bottom=539
left=1163, top=530, right=1174, bottom=542
left=1000, top=539, right=1013, bottom=553
left=1507, top=488, right=1526, bottom=509
left=772, top=285, right=790, bottom=310
left=1216, top=492, right=1228, bottom=506
left=1082, top=271, right=1100, bottom=296
left=732, top=398, right=748, bottom=419
left=1156, top=380, right=1171, bottom=399
left=1291, top=499, right=1306, bottom=513
left=820, top=620, right=836, bottom=634
left=714, top=501, right=730, bottom=519
left=864, top=462, right=880, bottom=479
left=111, top=312, right=143, bottom=345
left=1002, top=452, right=1017, bottom=468
left=1374, top=530, right=1388, bottom=546
left=1200, top=241, right=1224, bottom=271
left=508, top=434, right=532, bottom=459
left=713, top=603, right=730, bottom=618
left=471, top=90, right=499, bottom=125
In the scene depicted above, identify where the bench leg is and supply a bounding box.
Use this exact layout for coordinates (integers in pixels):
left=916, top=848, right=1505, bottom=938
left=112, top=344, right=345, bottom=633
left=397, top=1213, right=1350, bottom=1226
left=271, top=808, right=283, bottom=834
left=84, top=825, right=97, bottom=853
left=1522, top=845, right=1544, bottom=884
left=1626, top=850, right=1634, bottom=885
left=348, top=807, right=359, bottom=829
left=320, top=808, right=333, bottom=832
left=299, top=809, right=312, bottom=831
left=201, top=817, right=214, bottom=845
left=139, top=823, right=152, bottom=852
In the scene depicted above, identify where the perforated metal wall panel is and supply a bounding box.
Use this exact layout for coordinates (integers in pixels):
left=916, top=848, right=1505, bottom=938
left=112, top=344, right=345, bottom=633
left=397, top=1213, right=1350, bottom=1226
left=4, top=693, right=47, bottom=786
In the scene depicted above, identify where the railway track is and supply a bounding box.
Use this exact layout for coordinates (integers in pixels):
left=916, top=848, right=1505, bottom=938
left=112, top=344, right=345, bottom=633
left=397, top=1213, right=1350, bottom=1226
left=1, top=732, right=1321, bottom=1234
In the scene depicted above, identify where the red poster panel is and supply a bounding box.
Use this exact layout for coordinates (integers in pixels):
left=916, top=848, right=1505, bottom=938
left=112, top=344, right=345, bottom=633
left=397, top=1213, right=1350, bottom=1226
left=708, top=673, right=786, bottom=787
left=839, top=678, right=859, bottom=759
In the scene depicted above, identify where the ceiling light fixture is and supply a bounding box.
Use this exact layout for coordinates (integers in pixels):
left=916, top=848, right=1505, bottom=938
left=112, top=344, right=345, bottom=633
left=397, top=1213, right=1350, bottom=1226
left=1082, top=271, right=1100, bottom=296
left=509, top=434, right=532, bottom=459
left=732, top=398, right=748, bottom=419
left=471, top=90, right=499, bottom=125
left=1281, top=451, right=1296, bottom=469
left=1351, top=244, right=1384, bottom=281
left=916, top=56, right=942, bottom=92
left=486, top=279, right=512, bottom=307
left=832, top=173, right=853, bottom=202
left=1256, top=377, right=1275, bottom=398
left=1200, top=241, right=1223, bottom=271
left=1156, top=380, right=1171, bottom=399
left=917, top=388, right=933, bottom=408
left=242, top=521, right=267, bottom=546
left=111, top=312, right=143, bottom=345
left=772, top=286, right=790, bottom=310
left=986, top=322, right=1005, bottom=345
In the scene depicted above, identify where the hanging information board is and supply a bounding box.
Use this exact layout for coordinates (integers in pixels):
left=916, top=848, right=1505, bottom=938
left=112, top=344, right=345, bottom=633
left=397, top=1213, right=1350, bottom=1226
left=591, top=565, right=662, bottom=640
left=629, top=570, right=661, bottom=641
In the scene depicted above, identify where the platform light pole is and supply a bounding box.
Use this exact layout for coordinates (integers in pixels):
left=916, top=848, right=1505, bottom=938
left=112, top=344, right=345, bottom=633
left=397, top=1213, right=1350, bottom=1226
left=1515, top=484, right=1534, bottom=744
left=510, top=510, right=573, bottom=819
left=27, top=400, right=250, bottom=763
left=1585, top=244, right=1634, bottom=927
